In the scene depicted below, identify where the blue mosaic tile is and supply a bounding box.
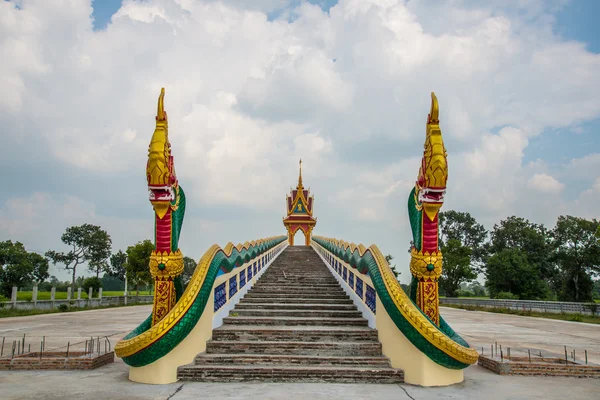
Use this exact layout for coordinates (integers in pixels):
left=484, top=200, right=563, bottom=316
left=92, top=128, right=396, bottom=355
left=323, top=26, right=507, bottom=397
left=229, top=276, right=237, bottom=299
left=214, top=282, right=226, bottom=312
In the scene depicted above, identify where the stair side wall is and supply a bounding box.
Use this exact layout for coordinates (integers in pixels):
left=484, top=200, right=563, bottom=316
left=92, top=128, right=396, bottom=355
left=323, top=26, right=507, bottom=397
left=375, top=296, right=463, bottom=386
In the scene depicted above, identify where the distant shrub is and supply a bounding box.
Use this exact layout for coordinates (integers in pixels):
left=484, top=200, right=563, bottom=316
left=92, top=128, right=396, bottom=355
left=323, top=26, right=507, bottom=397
left=495, top=292, right=518, bottom=300
left=568, top=315, right=583, bottom=322
left=57, top=304, right=68, bottom=312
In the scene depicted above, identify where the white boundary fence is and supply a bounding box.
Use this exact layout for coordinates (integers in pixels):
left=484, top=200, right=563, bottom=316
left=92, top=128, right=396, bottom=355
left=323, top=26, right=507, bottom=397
left=1, top=295, right=154, bottom=311
left=440, top=297, right=598, bottom=315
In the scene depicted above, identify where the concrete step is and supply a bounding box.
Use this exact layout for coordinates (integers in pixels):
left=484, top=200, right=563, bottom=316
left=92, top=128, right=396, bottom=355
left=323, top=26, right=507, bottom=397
left=178, top=365, right=404, bottom=383
left=239, top=297, right=354, bottom=305
left=205, top=340, right=384, bottom=356
left=212, top=325, right=378, bottom=342
left=234, top=302, right=357, bottom=311
left=194, top=354, right=392, bottom=367
left=231, top=309, right=362, bottom=318
left=248, top=290, right=347, bottom=296
left=222, top=316, right=368, bottom=327
left=254, top=284, right=342, bottom=289
left=243, top=292, right=349, bottom=299
left=254, top=281, right=341, bottom=286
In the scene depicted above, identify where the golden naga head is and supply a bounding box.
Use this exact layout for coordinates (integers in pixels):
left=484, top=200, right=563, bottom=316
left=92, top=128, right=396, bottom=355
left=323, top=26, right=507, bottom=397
left=416, top=92, right=448, bottom=221
left=147, top=88, right=178, bottom=219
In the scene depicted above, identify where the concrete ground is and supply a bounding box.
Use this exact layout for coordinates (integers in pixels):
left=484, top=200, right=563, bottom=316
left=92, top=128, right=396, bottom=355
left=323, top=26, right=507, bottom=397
left=1, top=305, right=599, bottom=399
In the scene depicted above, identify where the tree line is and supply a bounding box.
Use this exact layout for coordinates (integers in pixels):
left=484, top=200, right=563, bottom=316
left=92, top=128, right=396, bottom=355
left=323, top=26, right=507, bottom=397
left=437, top=212, right=600, bottom=302
left=3, top=216, right=599, bottom=303
left=0, top=223, right=197, bottom=299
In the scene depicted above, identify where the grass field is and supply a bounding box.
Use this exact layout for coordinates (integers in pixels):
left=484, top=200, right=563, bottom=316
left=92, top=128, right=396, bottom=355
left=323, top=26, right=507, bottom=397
left=11, top=290, right=152, bottom=301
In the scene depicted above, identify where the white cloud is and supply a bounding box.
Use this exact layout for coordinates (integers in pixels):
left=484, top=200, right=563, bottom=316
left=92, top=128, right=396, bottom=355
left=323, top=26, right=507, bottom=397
left=528, top=173, right=565, bottom=193
left=1, top=0, right=600, bottom=284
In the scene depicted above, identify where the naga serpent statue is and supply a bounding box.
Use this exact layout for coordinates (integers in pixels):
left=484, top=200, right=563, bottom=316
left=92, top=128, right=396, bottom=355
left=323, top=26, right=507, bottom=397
left=408, top=92, right=447, bottom=325
left=313, top=92, right=478, bottom=372
left=147, top=88, right=186, bottom=326
left=115, top=88, right=285, bottom=372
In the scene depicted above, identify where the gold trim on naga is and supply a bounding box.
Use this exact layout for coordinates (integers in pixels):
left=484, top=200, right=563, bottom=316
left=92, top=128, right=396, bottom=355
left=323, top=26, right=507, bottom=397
left=312, top=236, right=479, bottom=365
left=115, top=237, right=285, bottom=358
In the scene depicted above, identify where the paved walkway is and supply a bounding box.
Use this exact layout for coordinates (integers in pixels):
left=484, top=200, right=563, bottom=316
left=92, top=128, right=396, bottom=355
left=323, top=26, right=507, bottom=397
left=1, top=305, right=599, bottom=399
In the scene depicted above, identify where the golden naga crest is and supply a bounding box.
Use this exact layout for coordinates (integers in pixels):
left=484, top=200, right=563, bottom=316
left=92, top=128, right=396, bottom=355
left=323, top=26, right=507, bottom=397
left=149, top=249, right=184, bottom=279
left=410, top=248, right=443, bottom=279
left=416, top=92, right=448, bottom=221
left=147, top=88, right=178, bottom=219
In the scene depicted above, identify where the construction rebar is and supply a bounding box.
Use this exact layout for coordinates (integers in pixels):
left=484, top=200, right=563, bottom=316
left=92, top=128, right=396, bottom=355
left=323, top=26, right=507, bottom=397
left=66, top=342, right=70, bottom=359
left=564, top=346, right=568, bottom=364
left=1, top=336, right=4, bottom=357
left=39, top=341, right=43, bottom=360
left=528, top=349, right=531, bottom=363
left=585, top=350, right=588, bottom=364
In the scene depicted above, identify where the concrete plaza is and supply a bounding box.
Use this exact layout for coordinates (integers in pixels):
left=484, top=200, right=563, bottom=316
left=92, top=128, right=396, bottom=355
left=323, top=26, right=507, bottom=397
left=0, top=305, right=598, bottom=399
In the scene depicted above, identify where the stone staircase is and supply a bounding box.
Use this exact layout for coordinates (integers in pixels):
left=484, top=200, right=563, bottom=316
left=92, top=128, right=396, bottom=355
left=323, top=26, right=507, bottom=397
left=177, top=246, right=404, bottom=383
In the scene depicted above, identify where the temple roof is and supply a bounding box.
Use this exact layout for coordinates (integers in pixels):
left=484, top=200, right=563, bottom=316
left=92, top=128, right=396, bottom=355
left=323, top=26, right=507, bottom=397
left=283, top=159, right=316, bottom=224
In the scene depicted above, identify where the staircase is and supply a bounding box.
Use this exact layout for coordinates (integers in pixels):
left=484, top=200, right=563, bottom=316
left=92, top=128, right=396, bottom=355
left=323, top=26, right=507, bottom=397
left=177, top=246, right=404, bottom=383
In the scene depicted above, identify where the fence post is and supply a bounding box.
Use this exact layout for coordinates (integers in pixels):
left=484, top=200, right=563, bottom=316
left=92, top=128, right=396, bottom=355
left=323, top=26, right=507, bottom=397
left=98, top=288, right=103, bottom=303
left=50, top=287, right=56, bottom=310
left=33, top=283, right=38, bottom=306
left=67, top=287, right=72, bottom=301
left=11, top=286, right=17, bottom=307
left=77, top=287, right=82, bottom=300
left=88, top=287, right=93, bottom=305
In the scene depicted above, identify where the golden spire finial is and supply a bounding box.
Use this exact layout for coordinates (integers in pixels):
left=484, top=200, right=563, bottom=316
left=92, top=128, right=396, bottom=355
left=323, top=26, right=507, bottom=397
left=298, top=159, right=303, bottom=188
left=157, top=88, right=167, bottom=122
left=428, top=92, right=439, bottom=124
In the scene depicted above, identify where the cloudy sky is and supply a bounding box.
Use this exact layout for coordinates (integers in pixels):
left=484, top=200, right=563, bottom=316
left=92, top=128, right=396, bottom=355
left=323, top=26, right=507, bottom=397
left=1, top=0, right=599, bottom=284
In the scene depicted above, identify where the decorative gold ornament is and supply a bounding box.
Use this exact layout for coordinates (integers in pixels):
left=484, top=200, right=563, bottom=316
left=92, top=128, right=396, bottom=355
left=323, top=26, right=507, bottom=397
left=409, top=248, right=443, bottom=279
left=149, top=249, right=184, bottom=279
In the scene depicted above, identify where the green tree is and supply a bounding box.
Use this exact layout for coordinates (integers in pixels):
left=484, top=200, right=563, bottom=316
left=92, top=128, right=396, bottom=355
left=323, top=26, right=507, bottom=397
left=593, top=279, right=600, bottom=300
left=439, top=239, right=476, bottom=297
left=485, top=248, right=549, bottom=299
left=101, top=273, right=125, bottom=291
left=552, top=216, right=600, bottom=302
left=439, top=211, right=488, bottom=270
left=87, top=228, right=112, bottom=278
left=0, top=241, right=50, bottom=297
left=486, top=216, right=556, bottom=298
left=108, top=250, right=128, bottom=281
left=82, top=276, right=102, bottom=296
left=45, top=224, right=112, bottom=289
left=125, top=240, right=154, bottom=296
left=182, top=256, right=197, bottom=286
